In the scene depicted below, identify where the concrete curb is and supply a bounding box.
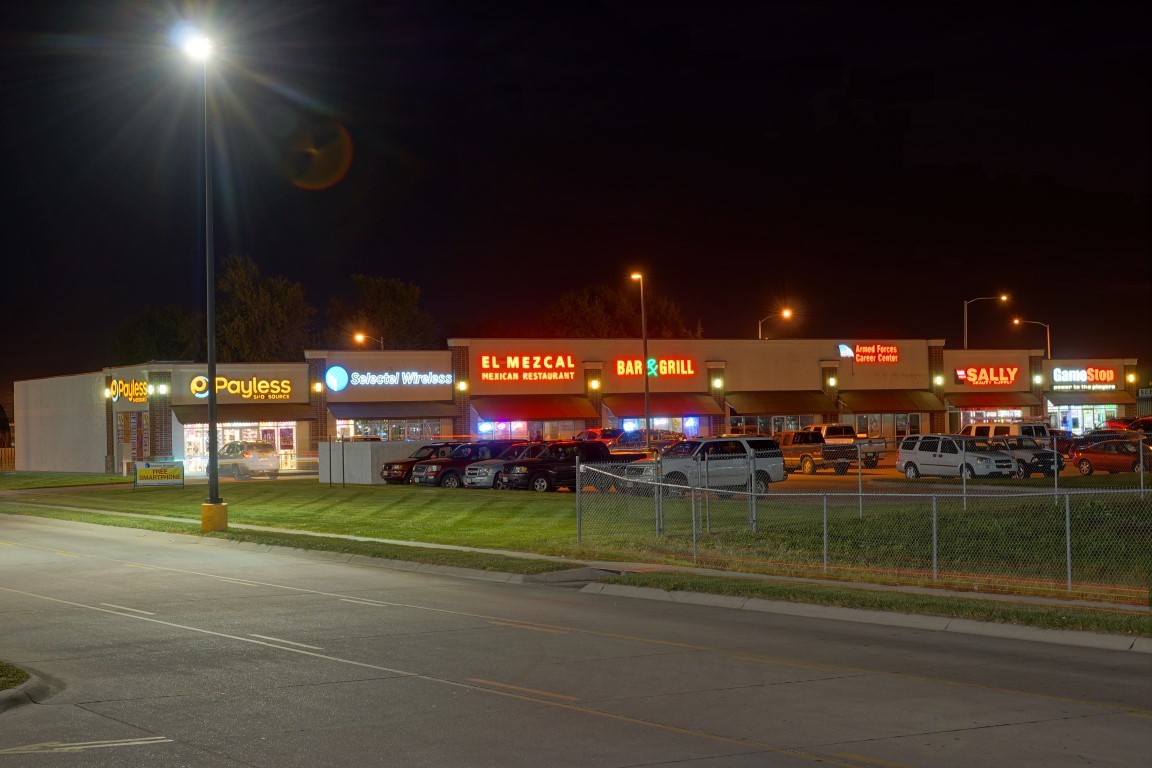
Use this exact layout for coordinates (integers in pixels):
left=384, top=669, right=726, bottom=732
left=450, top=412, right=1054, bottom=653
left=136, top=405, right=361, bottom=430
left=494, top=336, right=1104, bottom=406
left=581, top=584, right=1152, bottom=653
left=0, top=674, right=58, bottom=714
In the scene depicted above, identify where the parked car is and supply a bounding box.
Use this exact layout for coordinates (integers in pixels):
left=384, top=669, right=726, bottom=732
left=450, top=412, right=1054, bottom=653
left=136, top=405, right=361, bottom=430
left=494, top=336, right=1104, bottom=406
left=1125, top=416, right=1152, bottom=434
left=1070, top=439, right=1152, bottom=476
left=503, top=440, right=647, bottom=492
left=410, top=440, right=521, bottom=488
left=622, top=436, right=786, bottom=496
left=218, top=440, right=280, bottom=480
left=1048, top=428, right=1075, bottom=456
left=1099, top=418, right=1137, bottom=431
left=1067, top=429, right=1139, bottom=454
left=573, top=427, right=625, bottom=444
left=464, top=442, right=551, bottom=489
left=986, top=435, right=1065, bottom=478
left=959, top=422, right=1052, bottom=439
left=611, top=429, right=683, bottom=452
left=379, top=442, right=462, bottom=484
left=897, top=434, right=1016, bottom=479
left=800, top=423, right=886, bottom=468
left=776, top=430, right=854, bottom=475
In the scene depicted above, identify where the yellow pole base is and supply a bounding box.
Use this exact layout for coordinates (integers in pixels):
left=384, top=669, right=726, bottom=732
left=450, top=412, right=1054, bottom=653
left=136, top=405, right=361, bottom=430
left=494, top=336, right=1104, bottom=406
left=201, top=502, right=229, bottom=532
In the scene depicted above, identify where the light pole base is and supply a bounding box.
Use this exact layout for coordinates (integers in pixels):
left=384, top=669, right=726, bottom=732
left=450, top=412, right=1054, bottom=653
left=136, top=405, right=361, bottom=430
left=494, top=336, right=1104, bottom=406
left=201, top=502, right=229, bottom=532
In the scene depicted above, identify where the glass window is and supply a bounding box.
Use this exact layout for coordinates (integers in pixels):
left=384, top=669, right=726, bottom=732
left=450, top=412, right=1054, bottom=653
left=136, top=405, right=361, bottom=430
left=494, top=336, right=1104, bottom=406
left=919, top=438, right=940, bottom=453
left=940, top=439, right=958, bottom=454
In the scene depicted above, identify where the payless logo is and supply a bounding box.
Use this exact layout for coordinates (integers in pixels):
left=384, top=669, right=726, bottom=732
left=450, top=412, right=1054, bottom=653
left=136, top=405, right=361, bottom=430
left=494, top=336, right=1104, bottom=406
left=190, top=375, right=293, bottom=400
left=110, top=379, right=149, bottom=403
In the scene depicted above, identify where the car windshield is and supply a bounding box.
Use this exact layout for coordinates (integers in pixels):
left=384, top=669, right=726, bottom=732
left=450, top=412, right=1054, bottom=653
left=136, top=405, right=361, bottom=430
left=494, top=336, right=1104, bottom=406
left=601, top=429, right=624, bottom=439
left=497, top=444, right=527, bottom=460
left=410, top=445, right=439, bottom=459
left=249, top=444, right=276, bottom=455
left=663, top=441, right=701, bottom=458
left=448, top=445, right=476, bottom=459
left=1011, top=438, right=1042, bottom=450
left=965, top=439, right=1000, bottom=452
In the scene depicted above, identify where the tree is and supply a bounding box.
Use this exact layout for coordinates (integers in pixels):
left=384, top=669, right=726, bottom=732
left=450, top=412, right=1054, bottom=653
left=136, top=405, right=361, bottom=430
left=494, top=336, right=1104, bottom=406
left=109, top=305, right=202, bottom=365
left=327, top=275, right=439, bottom=349
left=540, top=285, right=699, bottom=338
left=216, top=254, right=317, bottom=362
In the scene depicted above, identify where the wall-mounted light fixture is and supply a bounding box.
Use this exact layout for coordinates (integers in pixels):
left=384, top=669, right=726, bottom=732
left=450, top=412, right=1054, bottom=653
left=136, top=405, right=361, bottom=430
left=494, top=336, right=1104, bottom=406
left=456, top=380, right=469, bottom=392
left=312, top=382, right=324, bottom=393
left=933, top=375, right=943, bottom=386
left=1127, top=373, right=1137, bottom=383
left=589, top=379, right=601, bottom=391
left=828, top=376, right=838, bottom=388
left=1033, top=374, right=1044, bottom=385
left=711, top=376, right=724, bottom=389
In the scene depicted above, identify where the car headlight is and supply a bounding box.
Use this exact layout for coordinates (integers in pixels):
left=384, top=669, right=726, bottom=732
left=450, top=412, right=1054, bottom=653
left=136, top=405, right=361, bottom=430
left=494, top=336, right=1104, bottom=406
left=426, top=466, right=439, bottom=474
left=511, top=466, right=527, bottom=475
left=975, top=456, right=990, bottom=464
left=475, top=467, right=490, bottom=477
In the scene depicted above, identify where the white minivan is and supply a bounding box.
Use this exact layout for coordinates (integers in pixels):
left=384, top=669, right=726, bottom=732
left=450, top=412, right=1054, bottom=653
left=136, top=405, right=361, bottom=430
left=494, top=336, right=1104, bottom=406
left=959, top=422, right=1051, bottom=439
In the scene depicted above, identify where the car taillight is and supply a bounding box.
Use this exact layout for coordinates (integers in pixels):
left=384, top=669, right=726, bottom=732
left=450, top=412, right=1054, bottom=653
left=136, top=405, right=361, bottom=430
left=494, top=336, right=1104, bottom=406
left=242, top=451, right=252, bottom=459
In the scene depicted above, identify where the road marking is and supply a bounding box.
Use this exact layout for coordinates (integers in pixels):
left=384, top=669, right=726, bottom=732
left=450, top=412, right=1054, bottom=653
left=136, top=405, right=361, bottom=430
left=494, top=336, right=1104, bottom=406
left=99, top=603, right=155, bottom=615
left=340, top=598, right=389, bottom=606
left=217, top=577, right=265, bottom=587
left=833, top=753, right=917, bottom=768
left=122, top=563, right=156, bottom=569
left=0, top=736, right=172, bottom=755
left=468, top=678, right=579, bottom=701
left=249, top=634, right=323, bottom=650
left=488, top=620, right=568, bottom=634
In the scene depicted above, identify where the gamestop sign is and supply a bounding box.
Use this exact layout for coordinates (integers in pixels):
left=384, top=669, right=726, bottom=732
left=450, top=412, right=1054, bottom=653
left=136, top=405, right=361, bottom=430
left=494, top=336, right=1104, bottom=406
left=172, top=364, right=309, bottom=404
left=1050, top=366, right=1118, bottom=392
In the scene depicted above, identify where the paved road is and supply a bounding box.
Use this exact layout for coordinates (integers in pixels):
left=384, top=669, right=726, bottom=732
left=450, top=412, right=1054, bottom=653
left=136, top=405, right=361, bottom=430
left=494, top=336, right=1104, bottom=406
left=2, top=515, right=1149, bottom=767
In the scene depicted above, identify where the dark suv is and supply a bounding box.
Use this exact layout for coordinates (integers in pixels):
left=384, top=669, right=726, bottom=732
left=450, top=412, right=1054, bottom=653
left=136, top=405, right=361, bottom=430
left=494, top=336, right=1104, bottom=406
left=379, top=442, right=462, bottom=484
left=410, top=440, right=521, bottom=488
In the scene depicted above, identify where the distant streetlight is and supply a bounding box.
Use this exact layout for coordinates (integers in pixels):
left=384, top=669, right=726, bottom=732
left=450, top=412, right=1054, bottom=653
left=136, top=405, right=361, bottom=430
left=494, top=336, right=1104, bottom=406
left=182, top=29, right=223, bottom=517
left=757, top=307, right=794, bottom=339
left=354, top=332, right=384, bottom=350
left=963, top=294, right=1009, bottom=349
left=1013, top=318, right=1051, bottom=359
left=630, top=273, right=650, bottom=451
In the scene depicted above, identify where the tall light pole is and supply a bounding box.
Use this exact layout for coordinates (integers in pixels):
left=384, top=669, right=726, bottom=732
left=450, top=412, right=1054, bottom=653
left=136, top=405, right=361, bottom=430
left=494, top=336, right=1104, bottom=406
left=630, top=273, right=650, bottom=451
left=355, top=332, right=384, bottom=350
left=757, top=307, right=794, bottom=339
left=963, top=294, right=1009, bottom=349
left=183, top=31, right=225, bottom=526
left=1013, top=318, right=1051, bottom=359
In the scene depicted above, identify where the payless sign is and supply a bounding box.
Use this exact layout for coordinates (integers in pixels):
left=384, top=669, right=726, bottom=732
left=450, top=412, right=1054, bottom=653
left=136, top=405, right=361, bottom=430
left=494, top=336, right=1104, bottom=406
left=172, top=365, right=308, bottom=404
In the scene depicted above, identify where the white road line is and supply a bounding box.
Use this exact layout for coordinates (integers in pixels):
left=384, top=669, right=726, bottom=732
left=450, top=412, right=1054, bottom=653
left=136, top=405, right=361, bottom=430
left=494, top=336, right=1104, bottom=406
left=340, top=598, right=389, bottom=606
left=249, top=634, right=323, bottom=650
left=0, top=736, right=172, bottom=755
left=99, top=603, right=155, bottom=615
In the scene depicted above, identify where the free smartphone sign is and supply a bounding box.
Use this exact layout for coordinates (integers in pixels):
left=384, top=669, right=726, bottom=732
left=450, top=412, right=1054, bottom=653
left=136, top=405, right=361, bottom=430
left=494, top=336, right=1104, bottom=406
left=135, top=461, right=185, bottom=488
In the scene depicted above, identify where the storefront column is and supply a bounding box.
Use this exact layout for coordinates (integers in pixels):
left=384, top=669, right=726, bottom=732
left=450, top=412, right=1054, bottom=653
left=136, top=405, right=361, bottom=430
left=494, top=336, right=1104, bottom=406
left=103, top=375, right=115, bottom=474
left=451, top=343, right=472, bottom=438
left=584, top=363, right=603, bottom=429
left=707, top=362, right=726, bottom=434
left=148, top=371, right=172, bottom=459
left=820, top=361, right=840, bottom=424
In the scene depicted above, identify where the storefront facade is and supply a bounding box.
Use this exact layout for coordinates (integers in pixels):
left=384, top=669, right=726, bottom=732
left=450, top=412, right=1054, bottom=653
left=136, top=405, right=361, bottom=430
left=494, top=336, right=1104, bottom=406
left=1042, top=358, right=1139, bottom=433
left=942, top=349, right=1043, bottom=432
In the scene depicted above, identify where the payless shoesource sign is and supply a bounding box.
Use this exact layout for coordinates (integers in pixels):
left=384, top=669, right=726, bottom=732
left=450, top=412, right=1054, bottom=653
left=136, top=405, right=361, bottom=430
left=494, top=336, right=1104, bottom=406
left=171, top=364, right=310, bottom=404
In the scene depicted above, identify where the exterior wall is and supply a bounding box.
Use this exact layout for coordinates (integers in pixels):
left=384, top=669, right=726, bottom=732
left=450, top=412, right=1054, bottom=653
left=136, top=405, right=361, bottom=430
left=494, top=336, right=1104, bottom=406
left=15, top=372, right=107, bottom=472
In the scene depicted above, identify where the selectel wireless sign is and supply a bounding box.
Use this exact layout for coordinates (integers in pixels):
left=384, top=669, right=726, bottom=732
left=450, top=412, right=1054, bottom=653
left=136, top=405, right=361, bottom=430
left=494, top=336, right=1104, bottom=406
left=172, top=365, right=308, bottom=404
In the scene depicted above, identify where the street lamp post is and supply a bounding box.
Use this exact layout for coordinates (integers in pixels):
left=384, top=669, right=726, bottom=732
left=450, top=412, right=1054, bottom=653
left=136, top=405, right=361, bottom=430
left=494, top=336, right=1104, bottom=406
left=630, top=273, right=650, bottom=451
left=354, top=332, right=384, bottom=350
left=1013, top=318, right=1052, bottom=359
left=757, top=307, right=794, bottom=339
left=963, top=294, right=1009, bottom=349
left=183, top=32, right=224, bottom=525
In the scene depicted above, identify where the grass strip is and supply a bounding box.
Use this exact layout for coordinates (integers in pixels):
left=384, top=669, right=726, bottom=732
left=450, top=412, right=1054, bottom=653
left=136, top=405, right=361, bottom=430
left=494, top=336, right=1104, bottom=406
left=0, top=661, right=30, bottom=692
left=604, top=572, right=1152, bottom=637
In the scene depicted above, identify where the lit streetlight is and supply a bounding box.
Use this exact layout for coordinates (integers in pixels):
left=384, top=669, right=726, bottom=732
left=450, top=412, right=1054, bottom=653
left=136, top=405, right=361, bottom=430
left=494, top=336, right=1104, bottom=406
left=182, top=29, right=225, bottom=527
left=963, top=294, right=1009, bottom=349
left=1013, top=318, right=1052, bottom=359
left=354, top=332, right=384, bottom=350
left=630, top=272, right=650, bottom=451
left=757, top=307, right=794, bottom=339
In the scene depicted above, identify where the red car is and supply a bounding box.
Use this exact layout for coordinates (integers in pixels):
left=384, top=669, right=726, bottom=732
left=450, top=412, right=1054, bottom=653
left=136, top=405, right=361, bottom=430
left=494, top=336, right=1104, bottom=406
left=1071, top=439, right=1152, bottom=476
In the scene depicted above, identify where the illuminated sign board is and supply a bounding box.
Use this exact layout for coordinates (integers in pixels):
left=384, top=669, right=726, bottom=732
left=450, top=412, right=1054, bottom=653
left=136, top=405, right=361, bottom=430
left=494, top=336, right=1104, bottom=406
left=190, top=375, right=293, bottom=401
left=110, top=378, right=149, bottom=403
left=324, top=365, right=453, bottom=392
left=1050, top=367, right=1117, bottom=391
left=478, top=353, right=576, bottom=382
left=850, top=343, right=899, bottom=364
left=954, top=367, right=1020, bottom=386
left=615, top=358, right=696, bottom=377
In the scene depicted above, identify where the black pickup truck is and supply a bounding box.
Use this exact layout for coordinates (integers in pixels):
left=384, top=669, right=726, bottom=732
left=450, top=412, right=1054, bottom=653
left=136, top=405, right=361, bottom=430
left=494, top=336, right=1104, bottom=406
left=502, top=440, right=647, bottom=492
left=776, top=431, right=856, bottom=475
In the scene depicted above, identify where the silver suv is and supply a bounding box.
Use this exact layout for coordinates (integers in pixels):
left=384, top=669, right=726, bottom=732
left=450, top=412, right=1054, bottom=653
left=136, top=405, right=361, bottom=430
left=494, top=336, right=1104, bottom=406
left=897, top=434, right=1015, bottom=480
left=622, top=436, right=785, bottom=495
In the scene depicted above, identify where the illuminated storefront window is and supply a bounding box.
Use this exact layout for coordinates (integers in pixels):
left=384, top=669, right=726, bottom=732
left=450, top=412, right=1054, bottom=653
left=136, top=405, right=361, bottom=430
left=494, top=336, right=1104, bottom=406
left=183, top=421, right=297, bottom=475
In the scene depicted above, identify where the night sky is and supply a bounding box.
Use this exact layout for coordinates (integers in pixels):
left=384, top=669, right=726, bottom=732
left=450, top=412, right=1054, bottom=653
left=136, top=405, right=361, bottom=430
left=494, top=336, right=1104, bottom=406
left=3, top=1, right=1149, bottom=414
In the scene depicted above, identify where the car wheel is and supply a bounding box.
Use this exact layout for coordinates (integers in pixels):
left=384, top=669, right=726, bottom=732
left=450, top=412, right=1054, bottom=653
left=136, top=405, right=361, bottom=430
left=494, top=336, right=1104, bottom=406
left=491, top=472, right=504, bottom=489
left=268, top=471, right=279, bottom=481
left=751, top=471, right=770, bottom=495
left=833, top=462, right=849, bottom=475
left=232, top=464, right=245, bottom=480
left=961, top=464, right=975, bottom=481
left=1077, top=459, right=1093, bottom=476
left=801, top=456, right=816, bottom=475
left=904, top=463, right=920, bottom=480
left=1134, top=461, right=1142, bottom=473
left=662, top=472, right=688, bottom=498
left=530, top=474, right=552, bottom=493
left=1015, top=464, right=1030, bottom=480
left=440, top=472, right=461, bottom=489
left=863, top=457, right=878, bottom=469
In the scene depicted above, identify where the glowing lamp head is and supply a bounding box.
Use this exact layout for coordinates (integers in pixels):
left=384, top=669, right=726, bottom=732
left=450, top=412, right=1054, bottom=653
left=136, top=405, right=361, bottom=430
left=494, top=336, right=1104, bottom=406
left=781, top=307, right=794, bottom=320
left=630, top=273, right=642, bottom=281
left=999, top=294, right=1009, bottom=302
left=1012, top=318, right=1021, bottom=326
left=354, top=333, right=366, bottom=344
left=183, top=34, right=213, bottom=61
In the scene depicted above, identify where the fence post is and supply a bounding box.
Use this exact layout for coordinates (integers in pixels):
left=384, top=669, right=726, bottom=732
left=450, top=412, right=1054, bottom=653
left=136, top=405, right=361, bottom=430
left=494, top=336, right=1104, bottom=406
left=822, top=495, right=828, bottom=575
left=575, top=455, right=582, bottom=543
left=931, top=495, right=938, bottom=582
left=748, top=454, right=757, bottom=534
left=1065, top=492, right=1072, bottom=592
left=857, top=443, right=863, bottom=518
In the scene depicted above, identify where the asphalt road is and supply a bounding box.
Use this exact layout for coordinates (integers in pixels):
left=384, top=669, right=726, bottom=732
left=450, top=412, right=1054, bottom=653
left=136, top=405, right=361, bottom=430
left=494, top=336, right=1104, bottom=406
left=1, top=515, right=1149, bottom=767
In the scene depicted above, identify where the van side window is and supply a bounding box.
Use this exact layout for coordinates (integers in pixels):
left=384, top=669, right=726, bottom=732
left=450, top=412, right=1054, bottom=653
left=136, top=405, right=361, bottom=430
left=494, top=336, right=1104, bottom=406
left=975, top=426, right=990, bottom=437
left=940, top=439, right=958, bottom=454
left=993, top=426, right=1009, bottom=436
left=900, top=437, right=919, bottom=450
left=919, top=438, right=939, bottom=453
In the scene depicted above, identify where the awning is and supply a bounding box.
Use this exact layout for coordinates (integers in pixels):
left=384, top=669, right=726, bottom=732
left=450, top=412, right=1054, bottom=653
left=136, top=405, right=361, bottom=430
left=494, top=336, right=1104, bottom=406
left=726, top=391, right=838, bottom=415
left=470, top=395, right=599, bottom=421
left=945, top=392, right=1042, bottom=409
left=327, top=402, right=457, bottom=419
left=839, top=390, right=945, bottom=413
left=172, top=404, right=316, bottom=425
left=1045, top=391, right=1137, bottom=406
left=602, top=393, right=724, bottom=417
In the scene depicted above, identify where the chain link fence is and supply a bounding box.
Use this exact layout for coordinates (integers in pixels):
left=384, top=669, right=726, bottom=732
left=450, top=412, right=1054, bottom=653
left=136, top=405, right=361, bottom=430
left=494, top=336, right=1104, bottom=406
left=574, top=455, right=1152, bottom=605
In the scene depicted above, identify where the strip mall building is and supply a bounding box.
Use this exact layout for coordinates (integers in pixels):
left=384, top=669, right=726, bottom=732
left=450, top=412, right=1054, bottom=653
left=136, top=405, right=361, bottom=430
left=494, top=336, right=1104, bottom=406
left=14, top=338, right=1140, bottom=473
